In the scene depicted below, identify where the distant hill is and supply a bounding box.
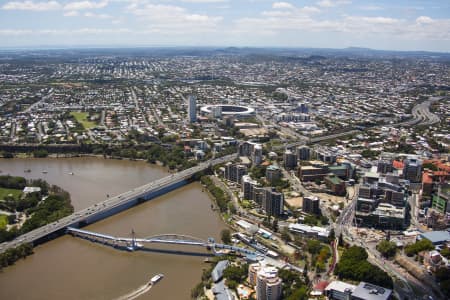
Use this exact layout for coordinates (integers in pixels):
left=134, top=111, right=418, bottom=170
left=1, top=46, right=449, bottom=60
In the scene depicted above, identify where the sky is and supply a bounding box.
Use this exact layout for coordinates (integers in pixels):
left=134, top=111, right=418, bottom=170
left=0, top=0, right=449, bottom=51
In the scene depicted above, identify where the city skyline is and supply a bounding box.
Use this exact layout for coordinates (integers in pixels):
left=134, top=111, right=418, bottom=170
left=1, top=0, right=450, bottom=52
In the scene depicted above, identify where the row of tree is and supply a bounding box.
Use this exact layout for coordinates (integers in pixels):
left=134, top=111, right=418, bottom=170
left=306, top=239, right=331, bottom=272
left=201, top=176, right=230, bottom=213
left=0, top=175, right=26, bottom=190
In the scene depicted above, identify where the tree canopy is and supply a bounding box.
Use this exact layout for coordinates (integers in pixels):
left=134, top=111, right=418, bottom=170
left=221, top=229, right=231, bottom=244
left=376, top=240, right=397, bottom=258
left=404, top=239, right=434, bottom=256
left=334, top=246, right=393, bottom=289
left=278, top=268, right=308, bottom=300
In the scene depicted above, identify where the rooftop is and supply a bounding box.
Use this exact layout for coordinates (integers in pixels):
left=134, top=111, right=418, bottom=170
left=266, top=165, right=281, bottom=171
left=212, top=260, right=229, bottom=283
left=419, top=231, right=450, bottom=244
left=23, top=186, right=41, bottom=194
left=325, top=175, right=344, bottom=185
left=351, top=282, right=392, bottom=300
left=212, top=280, right=235, bottom=300
left=325, top=280, right=356, bottom=293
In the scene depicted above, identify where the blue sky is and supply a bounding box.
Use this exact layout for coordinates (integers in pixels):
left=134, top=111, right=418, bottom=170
left=1, top=0, right=449, bottom=51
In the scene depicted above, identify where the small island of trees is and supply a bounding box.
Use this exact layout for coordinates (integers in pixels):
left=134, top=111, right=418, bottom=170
left=0, top=175, right=74, bottom=269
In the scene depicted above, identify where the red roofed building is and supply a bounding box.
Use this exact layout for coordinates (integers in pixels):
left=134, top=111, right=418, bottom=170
left=393, top=160, right=404, bottom=169
left=312, top=281, right=330, bottom=296
left=437, top=163, right=450, bottom=173
left=261, top=161, right=271, bottom=167
left=314, top=281, right=330, bottom=292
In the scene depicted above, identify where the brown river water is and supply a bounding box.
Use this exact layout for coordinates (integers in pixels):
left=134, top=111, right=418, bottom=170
left=0, top=157, right=225, bottom=300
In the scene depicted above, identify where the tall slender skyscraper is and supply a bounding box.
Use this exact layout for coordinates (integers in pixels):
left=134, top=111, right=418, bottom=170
left=188, top=95, right=197, bottom=123
left=403, top=157, right=422, bottom=183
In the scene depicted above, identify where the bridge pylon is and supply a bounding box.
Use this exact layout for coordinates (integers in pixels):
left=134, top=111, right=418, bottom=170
left=127, top=228, right=137, bottom=251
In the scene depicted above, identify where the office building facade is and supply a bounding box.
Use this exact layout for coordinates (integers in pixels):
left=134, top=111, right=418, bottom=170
left=303, top=196, right=320, bottom=215
left=188, top=95, right=197, bottom=123
left=403, top=158, right=422, bottom=183
left=283, top=150, right=297, bottom=170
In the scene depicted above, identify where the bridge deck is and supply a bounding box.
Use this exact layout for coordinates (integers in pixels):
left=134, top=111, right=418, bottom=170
left=0, top=154, right=237, bottom=254
left=68, top=227, right=259, bottom=257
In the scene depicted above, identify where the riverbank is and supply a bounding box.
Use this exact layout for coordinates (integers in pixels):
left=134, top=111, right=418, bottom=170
left=0, top=158, right=227, bottom=300
left=0, top=174, right=74, bottom=267
left=0, top=142, right=202, bottom=171
left=0, top=243, right=33, bottom=270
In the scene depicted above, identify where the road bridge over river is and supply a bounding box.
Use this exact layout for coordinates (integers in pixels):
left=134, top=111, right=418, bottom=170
left=0, top=154, right=237, bottom=254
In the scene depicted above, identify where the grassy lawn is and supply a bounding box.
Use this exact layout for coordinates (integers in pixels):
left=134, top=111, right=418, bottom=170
left=0, top=214, right=8, bottom=230
left=0, top=187, right=22, bottom=200
left=70, top=112, right=97, bottom=129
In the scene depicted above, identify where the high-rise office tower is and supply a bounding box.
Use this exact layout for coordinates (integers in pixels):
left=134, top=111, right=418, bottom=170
left=188, top=95, right=196, bottom=123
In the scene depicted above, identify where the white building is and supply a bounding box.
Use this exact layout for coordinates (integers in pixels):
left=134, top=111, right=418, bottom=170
left=248, top=263, right=282, bottom=300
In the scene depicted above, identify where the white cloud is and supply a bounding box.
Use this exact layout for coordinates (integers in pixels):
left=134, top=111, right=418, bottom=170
left=272, top=2, right=294, bottom=9
left=128, top=3, right=223, bottom=33
left=344, top=16, right=401, bottom=26
left=264, top=3, right=319, bottom=17
left=262, top=10, right=293, bottom=17
left=416, top=16, right=434, bottom=25
left=233, top=8, right=450, bottom=42
left=360, top=5, right=383, bottom=11
left=0, top=28, right=131, bottom=36
left=317, top=0, right=351, bottom=8
left=181, top=0, right=228, bottom=3
left=0, top=29, right=33, bottom=35
left=64, top=0, right=109, bottom=11
left=63, top=10, right=79, bottom=16
left=301, top=6, right=320, bottom=14
left=2, top=1, right=61, bottom=11
left=84, top=11, right=111, bottom=18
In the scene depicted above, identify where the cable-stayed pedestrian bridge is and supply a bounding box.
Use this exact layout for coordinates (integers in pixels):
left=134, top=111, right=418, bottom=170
left=67, top=227, right=259, bottom=258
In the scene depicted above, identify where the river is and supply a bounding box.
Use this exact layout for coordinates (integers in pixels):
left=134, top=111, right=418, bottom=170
left=0, top=158, right=226, bottom=299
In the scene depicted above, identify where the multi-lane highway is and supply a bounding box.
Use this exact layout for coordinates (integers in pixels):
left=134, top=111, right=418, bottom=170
left=410, top=97, right=441, bottom=126
left=271, top=96, right=443, bottom=151
left=335, top=185, right=357, bottom=239
left=0, top=154, right=236, bottom=254
left=393, top=97, right=442, bottom=127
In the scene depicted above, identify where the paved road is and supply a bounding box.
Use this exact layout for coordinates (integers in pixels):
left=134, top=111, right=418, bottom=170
left=100, top=110, right=106, bottom=127
left=131, top=86, right=150, bottom=127
left=393, top=97, right=442, bottom=127
left=273, top=130, right=360, bottom=150
left=9, top=121, right=16, bottom=141
left=24, top=90, right=53, bottom=113
left=410, top=97, right=441, bottom=126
